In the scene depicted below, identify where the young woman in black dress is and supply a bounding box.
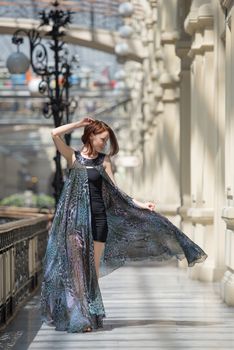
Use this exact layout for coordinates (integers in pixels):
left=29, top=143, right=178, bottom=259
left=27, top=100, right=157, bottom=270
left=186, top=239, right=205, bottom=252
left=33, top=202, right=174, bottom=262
left=51, top=117, right=155, bottom=279
left=41, top=117, right=207, bottom=333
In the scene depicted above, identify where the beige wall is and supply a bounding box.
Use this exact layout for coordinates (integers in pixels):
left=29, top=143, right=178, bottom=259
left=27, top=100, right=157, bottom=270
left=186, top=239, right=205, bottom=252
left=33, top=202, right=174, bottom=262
left=220, top=0, right=234, bottom=305
left=120, top=0, right=233, bottom=306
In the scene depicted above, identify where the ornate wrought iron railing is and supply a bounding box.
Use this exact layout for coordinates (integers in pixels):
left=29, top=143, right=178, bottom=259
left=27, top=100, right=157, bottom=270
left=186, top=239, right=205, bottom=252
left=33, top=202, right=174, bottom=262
left=0, top=207, right=51, bottom=328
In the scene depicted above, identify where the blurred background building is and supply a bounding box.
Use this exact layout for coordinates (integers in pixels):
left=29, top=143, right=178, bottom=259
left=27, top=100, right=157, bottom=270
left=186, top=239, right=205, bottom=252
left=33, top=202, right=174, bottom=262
left=0, top=0, right=234, bottom=306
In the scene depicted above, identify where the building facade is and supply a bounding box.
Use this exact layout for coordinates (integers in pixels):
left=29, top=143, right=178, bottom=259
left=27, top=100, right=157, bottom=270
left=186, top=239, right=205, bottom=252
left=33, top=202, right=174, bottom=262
left=123, top=0, right=233, bottom=306
left=0, top=0, right=233, bottom=306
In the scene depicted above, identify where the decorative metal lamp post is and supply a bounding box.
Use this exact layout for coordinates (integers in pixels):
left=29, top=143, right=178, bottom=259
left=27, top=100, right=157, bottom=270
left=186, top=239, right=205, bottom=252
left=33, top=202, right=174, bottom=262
left=6, top=0, right=78, bottom=205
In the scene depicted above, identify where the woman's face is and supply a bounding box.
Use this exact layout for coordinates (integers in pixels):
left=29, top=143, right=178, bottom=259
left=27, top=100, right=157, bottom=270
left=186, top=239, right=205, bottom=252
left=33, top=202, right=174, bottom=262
left=90, top=130, right=109, bottom=152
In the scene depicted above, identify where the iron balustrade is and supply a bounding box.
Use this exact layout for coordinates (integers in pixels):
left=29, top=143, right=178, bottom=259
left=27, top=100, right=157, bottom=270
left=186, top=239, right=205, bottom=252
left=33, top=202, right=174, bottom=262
left=0, top=208, right=50, bottom=328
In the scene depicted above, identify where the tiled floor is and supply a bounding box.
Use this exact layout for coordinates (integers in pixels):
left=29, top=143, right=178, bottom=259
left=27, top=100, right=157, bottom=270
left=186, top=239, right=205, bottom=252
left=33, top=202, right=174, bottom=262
left=1, top=261, right=234, bottom=350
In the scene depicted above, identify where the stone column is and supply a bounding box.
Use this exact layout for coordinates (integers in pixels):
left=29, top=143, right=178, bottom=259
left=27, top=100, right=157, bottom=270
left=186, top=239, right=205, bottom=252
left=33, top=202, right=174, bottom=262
left=141, top=2, right=161, bottom=201
left=156, top=0, right=181, bottom=225
left=210, top=0, right=226, bottom=285
left=151, top=47, right=165, bottom=203
left=126, top=62, right=145, bottom=198
left=175, top=0, right=193, bottom=268
left=144, top=6, right=165, bottom=203
left=140, top=17, right=158, bottom=199
left=220, top=0, right=234, bottom=306
left=159, top=70, right=181, bottom=225
left=185, top=1, right=226, bottom=281
left=129, top=1, right=159, bottom=201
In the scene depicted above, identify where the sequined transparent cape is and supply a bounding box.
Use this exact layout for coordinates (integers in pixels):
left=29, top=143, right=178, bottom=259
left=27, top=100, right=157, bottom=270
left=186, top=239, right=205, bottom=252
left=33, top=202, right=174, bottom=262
left=40, top=151, right=208, bottom=333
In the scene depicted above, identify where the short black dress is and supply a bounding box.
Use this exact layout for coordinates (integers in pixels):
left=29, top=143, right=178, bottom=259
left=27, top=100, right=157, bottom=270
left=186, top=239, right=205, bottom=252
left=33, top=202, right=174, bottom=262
left=77, top=150, right=108, bottom=243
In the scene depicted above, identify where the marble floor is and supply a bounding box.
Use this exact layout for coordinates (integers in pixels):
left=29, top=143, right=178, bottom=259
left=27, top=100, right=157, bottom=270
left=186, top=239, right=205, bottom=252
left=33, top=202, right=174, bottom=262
left=1, top=261, right=234, bottom=350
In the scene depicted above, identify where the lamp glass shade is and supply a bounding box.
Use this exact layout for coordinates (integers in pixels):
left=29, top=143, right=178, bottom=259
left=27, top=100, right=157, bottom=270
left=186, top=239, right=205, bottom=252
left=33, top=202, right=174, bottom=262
left=115, top=43, right=129, bottom=56
left=114, top=69, right=126, bottom=80
left=119, top=25, right=134, bottom=38
left=28, top=78, right=41, bottom=93
left=118, top=2, right=134, bottom=17
left=6, top=52, right=30, bottom=74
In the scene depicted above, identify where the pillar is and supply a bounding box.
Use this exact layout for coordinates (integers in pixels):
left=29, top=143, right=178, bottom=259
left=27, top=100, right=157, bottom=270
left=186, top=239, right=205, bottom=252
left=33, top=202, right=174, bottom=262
left=185, top=1, right=226, bottom=282
left=220, top=0, right=234, bottom=305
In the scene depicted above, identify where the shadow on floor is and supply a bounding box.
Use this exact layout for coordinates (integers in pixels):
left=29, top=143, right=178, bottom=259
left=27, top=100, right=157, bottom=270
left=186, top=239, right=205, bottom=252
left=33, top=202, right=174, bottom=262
left=98, top=318, right=222, bottom=333
left=0, top=290, right=42, bottom=350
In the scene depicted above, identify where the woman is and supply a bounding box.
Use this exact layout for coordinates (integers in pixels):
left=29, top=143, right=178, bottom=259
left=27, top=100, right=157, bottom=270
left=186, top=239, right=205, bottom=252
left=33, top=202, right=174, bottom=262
left=40, top=117, right=208, bottom=333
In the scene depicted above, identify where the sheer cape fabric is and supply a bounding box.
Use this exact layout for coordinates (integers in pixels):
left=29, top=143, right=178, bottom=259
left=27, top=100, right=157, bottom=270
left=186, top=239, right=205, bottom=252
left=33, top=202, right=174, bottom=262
left=40, top=151, right=208, bottom=332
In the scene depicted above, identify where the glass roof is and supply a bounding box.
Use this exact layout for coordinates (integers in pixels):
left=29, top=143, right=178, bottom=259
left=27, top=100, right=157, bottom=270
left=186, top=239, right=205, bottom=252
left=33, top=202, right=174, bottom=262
left=0, top=0, right=129, bottom=30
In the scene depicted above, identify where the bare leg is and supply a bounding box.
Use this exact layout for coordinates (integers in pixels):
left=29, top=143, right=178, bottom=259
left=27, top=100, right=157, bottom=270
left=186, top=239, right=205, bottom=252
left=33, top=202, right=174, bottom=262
left=93, top=241, right=105, bottom=279
left=83, top=242, right=104, bottom=332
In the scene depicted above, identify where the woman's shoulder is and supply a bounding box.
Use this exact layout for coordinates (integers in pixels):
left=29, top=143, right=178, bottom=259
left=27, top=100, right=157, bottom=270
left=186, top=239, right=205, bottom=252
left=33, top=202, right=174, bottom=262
left=102, top=153, right=111, bottom=162
left=103, top=153, right=115, bottom=167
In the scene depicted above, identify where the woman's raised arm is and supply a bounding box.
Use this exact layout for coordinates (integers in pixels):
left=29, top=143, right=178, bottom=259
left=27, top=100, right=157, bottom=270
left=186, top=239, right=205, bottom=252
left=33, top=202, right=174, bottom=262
left=51, top=117, right=94, bottom=167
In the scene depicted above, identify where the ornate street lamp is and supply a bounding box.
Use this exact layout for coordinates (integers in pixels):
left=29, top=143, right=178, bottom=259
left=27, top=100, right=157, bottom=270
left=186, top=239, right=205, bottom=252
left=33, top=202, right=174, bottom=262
left=6, top=0, right=78, bottom=205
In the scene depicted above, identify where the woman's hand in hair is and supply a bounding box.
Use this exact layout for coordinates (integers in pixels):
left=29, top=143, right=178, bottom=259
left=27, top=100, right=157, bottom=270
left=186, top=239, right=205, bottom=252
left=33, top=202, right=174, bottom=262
left=79, top=117, right=95, bottom=127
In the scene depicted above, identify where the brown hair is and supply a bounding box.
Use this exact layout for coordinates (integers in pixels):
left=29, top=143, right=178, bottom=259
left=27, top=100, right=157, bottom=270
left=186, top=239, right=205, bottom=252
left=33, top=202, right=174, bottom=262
left=81, top=119, right=119, bottom=157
